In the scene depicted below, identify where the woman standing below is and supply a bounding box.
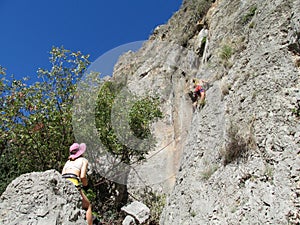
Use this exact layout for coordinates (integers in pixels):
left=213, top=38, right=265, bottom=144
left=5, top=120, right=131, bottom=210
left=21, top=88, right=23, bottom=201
left=62, top=143, right=92, bottom=225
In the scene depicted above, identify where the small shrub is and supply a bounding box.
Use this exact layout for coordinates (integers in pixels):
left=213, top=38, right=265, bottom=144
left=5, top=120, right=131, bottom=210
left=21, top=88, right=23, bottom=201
left=220, top=44, right=233, bottom=61
left=219, top=44, right=234, bottom=68
left=201, top=164, right=218, bottom=180
left=190, top=211, right=197, bottom=217
left=242, top=6, right=257, bottom=25
left=140, top=188, right=166, bottom=224
left=176, top=0, right=213, bottom=47
left=201, top=36, right=207, bottom=45
left=292, top=100, right=300, bottom=118
left=187, top=0, right=213, bottom=22
left=221, top=121, right=256, bottom=165
left=264, top=164, right=274, bottom=181
left=249, top=22, right=255, bottom=29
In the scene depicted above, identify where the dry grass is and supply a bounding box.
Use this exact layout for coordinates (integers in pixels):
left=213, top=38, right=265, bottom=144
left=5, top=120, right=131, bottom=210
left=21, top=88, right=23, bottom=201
left=201, top=164, right=218, bottom=180
left=219, top=44, right=234, bottom=68
left=221, top=120, right=256, bottom=165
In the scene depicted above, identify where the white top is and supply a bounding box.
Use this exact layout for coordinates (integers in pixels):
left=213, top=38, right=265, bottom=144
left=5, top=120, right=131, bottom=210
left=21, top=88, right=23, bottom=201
left=63, top=157, right=88, bottom=172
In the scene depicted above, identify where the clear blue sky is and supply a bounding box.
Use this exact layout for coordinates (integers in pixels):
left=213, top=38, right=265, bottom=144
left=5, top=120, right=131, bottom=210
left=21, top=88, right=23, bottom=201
left=0, top=0, right=182, bottom=81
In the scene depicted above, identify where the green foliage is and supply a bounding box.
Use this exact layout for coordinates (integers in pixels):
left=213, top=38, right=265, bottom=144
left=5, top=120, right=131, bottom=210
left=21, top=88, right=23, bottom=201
left=93, top=80, right=163, bottom=222
left=140, top=188, right=166, bottom=224
left=85, top=188, right=97, bottom=203
left=95, top=81, right=123, bottom=156
left=201, top=36, right=207, bottom=45
left=219, top=44, right=234, bottom=68
left=242, top=5, right=257, bottom=25
left=177, top=0, right=213, bottom=47
left=95, top=81, right=163, bottom=163
left=0, top=65, right=6, bottom=75
left=187, top=0, right=213, bottom=22
left=1, top=47, right=164, bottom=223
left=292, top=101, right=300, bottom=118
left=129, top=96, right=162, bottom=140
left=0, top=47, right=90, bottom=194
left=220, top=44, right=233, bottom=61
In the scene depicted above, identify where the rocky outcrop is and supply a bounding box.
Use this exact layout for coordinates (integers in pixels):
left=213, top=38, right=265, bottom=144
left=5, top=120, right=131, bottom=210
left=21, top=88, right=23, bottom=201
left=0, top=170, right=86, bottom=225
left=158, top=0, right=300, bottom=224
left=116, top=40, right=198, bottom=193
left=112, top=0, right=300, bottom=224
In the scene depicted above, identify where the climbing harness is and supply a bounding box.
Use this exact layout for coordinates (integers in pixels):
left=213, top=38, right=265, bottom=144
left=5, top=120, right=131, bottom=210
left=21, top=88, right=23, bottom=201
left=62, top=173, right=81, bottom=189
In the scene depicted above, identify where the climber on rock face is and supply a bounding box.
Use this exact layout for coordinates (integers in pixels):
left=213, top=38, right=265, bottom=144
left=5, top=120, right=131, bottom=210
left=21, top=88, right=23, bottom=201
left=191, top=78, right=207, bottom=112
left=62, top=143, right=93, bottom=225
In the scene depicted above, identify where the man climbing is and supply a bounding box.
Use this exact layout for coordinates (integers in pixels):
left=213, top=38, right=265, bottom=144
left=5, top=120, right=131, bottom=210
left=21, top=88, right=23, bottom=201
left=191, top=78, right=207, bottom=112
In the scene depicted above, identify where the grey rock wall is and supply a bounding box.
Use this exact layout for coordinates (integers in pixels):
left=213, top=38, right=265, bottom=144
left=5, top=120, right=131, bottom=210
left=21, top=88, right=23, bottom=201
left=159, top=0, right=300, bottom=224
left=114, top=39, right=200, bottom=193
left=111, top=0, right=300, bottom=224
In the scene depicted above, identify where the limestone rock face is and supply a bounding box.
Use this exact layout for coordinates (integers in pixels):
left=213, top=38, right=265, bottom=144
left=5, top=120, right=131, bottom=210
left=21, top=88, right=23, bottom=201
left=157, top=0, right=300, bottom=224
left=111, top=0, right=300, bottom=224
left=0, top=170, right=86, bottom=225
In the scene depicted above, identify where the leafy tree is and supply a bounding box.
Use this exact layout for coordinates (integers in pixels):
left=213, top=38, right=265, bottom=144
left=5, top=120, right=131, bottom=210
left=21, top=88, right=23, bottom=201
left=0, top=46, right=90, bottom=193
left=96, top=81, right=162, bottom=162
left=0, top=46, right=163, bottom=224
left=94, top=80, right=162, bottom=212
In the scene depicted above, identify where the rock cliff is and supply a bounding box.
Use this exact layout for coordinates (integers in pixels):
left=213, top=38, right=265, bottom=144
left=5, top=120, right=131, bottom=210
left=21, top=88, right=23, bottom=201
left=112, top=0, right=300, bottom=224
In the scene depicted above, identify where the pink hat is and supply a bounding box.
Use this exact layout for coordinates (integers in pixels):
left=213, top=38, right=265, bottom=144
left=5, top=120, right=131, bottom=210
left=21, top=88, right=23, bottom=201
left=69, top=143, right=86, bottom=160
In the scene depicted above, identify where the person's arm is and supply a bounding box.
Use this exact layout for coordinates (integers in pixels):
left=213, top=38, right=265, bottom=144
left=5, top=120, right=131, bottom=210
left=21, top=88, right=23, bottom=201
left=80, top=159, right=88, bottom=187
left=198, top=79, right=206, bottom=85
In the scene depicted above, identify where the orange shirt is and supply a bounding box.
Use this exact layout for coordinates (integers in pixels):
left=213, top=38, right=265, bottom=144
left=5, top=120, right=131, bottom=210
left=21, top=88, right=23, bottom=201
left=194, top=85, right=204, bottom=93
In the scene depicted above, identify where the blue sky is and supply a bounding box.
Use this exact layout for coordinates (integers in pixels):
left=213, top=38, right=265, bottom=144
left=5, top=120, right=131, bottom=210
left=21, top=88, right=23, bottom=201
left=0, top=0, right=182, bottom=81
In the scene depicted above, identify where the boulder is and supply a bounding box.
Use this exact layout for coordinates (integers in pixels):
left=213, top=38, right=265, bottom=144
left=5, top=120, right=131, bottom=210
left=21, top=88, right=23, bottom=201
left=0, top=169, right=86, bottom=225
left=121, top=201, right=150, bottom=224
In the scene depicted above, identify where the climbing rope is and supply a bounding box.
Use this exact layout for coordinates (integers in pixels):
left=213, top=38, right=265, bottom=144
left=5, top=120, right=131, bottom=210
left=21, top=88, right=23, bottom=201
left=94, top=132, right=183, bottom=187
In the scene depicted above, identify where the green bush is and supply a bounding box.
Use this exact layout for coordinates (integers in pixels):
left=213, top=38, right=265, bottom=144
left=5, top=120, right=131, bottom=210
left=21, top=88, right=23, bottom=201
left=219, top=44, right=234, bottom=69
left=95, top=81, right=163, bottom=163
left=220, top=44, right=233, bottom=62
left=94, top=80, right=163, bottom=219
left=242, top=5, right=257, bottom=25
left=140, top=188, right=166, bottom=224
